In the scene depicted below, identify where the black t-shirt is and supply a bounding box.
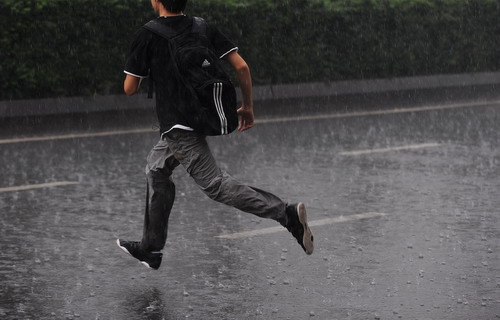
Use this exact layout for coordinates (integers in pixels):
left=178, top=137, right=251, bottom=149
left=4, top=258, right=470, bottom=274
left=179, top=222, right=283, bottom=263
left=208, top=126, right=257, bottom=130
left=124, top=15, right=238, bottom=136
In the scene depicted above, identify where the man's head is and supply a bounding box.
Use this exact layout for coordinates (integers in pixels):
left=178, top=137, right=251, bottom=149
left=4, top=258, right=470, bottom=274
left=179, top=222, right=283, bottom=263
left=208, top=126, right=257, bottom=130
left=159, top=0, right=187, bottom=13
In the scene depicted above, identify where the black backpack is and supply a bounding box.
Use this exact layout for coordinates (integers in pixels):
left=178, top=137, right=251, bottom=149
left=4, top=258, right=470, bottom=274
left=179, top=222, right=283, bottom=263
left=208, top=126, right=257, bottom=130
left=143, top=17, right=238, bottom=136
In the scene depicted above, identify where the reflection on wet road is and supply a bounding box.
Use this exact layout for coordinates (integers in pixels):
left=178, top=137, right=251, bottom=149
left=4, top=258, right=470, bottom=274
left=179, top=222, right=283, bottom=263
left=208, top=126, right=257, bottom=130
left=0, top=99, right=499, bottom=319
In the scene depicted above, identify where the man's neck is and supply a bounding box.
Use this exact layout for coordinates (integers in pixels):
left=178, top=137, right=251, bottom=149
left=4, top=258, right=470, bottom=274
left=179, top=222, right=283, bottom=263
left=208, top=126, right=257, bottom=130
left=158, top=8, right=183, bottom=17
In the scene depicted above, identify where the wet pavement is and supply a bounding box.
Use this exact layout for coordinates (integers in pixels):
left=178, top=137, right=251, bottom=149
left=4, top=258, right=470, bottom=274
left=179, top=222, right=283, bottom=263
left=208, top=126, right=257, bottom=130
left=0, top=96, right=499, bottom=319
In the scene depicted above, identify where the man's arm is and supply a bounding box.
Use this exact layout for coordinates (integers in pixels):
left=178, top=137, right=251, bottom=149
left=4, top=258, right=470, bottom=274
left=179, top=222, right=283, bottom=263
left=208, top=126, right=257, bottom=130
left=124, top=74, right=142, bottom=96
left=224, top=51, right=254, bottom=132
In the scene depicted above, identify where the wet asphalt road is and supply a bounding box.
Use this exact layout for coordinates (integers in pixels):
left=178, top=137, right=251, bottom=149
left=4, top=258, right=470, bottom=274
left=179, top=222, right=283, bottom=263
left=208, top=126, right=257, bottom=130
left=0, top=96, right=499, bottom=320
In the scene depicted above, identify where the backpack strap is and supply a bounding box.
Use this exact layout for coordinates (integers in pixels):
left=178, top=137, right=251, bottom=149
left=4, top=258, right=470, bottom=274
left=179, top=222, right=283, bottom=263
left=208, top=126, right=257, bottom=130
left=147, top=75, right=154, bottom=99
left=143, top=20, right=175, bottom=99
left=143, top=17, right=199, bottom=40
left=143, top=19, right=179, bottom=99
left=141, top=17, right=206, bottom=99
left=143, top=19, right=178, bottom=39
left=192, top=17, right=207, bottom=35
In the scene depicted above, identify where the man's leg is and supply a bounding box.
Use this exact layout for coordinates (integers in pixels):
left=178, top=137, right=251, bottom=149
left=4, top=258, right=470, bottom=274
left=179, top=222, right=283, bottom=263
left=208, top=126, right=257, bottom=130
left=141, top=140, right=180, bottom=252
left=163, top=130, right=285, bottom=222
left=163, top=130, right=314, bottom=254
left=117, top=140, right=180, bottom=269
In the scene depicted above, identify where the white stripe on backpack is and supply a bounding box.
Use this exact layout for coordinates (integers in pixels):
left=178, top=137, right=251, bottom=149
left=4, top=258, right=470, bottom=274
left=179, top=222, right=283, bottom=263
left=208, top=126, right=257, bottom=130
left=213, top=83, right=228, bottom=135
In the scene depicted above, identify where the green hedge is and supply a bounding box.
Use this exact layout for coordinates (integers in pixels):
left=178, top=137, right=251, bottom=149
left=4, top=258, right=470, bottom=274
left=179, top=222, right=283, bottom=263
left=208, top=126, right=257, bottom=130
left=0, top=0, right=499, bottom=100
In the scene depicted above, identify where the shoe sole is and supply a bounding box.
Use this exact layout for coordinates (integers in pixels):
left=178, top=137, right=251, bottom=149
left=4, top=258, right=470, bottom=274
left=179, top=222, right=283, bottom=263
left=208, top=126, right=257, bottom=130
left=116, top=239, right=155, bottom=269
left=297, top=203, right=314, bottom=255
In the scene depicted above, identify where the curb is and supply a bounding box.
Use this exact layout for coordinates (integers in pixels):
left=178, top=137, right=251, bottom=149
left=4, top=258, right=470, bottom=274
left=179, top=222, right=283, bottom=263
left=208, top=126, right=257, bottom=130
left=251, top=72, right=500, bottom=100
left=1, top=72, right=499, bottom=118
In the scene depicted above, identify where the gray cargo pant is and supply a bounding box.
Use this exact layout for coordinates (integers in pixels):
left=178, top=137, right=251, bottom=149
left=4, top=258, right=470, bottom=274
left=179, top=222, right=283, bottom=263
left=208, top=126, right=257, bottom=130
left=141, top=129, right=288, bottom=252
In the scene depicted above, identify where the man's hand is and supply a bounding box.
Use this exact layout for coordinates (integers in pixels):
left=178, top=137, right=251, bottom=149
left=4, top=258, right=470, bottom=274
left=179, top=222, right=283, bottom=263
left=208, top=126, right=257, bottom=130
left=237, top=106, right=254, bottom=132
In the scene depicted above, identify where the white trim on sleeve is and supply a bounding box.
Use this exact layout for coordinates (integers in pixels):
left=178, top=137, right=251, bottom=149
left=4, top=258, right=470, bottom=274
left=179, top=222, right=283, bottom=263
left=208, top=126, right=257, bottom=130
left=124, top=70, right=148, bottom=78
left=219, top=47, right=238, bottom=59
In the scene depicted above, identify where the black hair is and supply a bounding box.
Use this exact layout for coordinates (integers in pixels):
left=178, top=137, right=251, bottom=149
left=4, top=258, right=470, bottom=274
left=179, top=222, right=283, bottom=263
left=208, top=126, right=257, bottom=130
left=160, top=0, right=187, bottom=13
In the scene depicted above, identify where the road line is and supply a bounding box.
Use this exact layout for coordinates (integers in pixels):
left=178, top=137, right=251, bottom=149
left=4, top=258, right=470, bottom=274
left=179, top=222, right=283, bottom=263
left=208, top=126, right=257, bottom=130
left=257, top=99, right=500, bottom=124
left=216, top=212, right=386, bottom=239
left=0, top=128, right=154, bottom=145
left=0, top=181, right=79, bottom=193
left=340, top=143, right=440, bottom=156
left=1, top=100, right=498, bottom=145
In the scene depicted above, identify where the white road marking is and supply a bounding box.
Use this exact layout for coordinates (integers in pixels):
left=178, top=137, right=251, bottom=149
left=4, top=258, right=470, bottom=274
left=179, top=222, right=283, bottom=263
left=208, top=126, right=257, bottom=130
left=1, top=99, right=498, bottom=145
left=216, top=212, right=386, bottom=239
left=0, top=128, right=153, bottom=145
left=0, top=181, right=79, bottom=193
left=340, top=143, right=441, bottom=156
left=257, top=99, right=500, bottom=124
